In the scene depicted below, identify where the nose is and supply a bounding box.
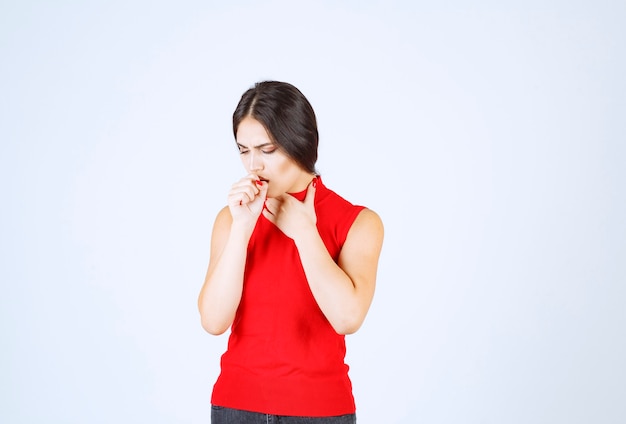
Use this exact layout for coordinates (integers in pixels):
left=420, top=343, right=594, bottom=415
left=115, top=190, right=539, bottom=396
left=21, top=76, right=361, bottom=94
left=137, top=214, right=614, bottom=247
left=248, top=151, right=263, bottom=172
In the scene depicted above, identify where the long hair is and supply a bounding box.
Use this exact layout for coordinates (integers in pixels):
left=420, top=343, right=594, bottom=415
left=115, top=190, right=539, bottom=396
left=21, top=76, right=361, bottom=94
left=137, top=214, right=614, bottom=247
left=233, top=81, right=319, bottom=174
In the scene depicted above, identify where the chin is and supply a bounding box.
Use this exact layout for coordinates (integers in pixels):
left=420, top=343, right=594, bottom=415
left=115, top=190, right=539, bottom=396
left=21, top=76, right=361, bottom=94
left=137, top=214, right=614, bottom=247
left=266, top=187, right=286, bottom=198
left=265, top=188, right=277, bottom=198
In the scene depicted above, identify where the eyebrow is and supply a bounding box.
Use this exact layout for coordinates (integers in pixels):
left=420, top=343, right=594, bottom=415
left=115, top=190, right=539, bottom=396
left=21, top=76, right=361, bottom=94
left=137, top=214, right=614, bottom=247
left=237, top=142, right=275, bottom=149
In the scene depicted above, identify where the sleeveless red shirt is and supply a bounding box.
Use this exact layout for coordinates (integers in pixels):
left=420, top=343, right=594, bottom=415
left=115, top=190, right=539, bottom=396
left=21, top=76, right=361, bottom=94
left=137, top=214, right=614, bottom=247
left=211, top=177, right=365, bottom=416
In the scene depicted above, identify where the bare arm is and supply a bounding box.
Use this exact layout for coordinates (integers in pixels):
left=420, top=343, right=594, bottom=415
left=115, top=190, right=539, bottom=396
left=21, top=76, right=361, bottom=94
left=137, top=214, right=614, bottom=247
left=263, top=183, right=384, bottom=334
left=197, top=207, right=248, bottom=335
left=197, top=175, right=268, bottom=335
left=295, top=209, right=384, bottom=334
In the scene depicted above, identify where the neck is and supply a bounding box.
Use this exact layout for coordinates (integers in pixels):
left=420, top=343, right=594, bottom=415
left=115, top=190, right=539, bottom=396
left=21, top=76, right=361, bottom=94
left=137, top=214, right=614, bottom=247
left=289, top=172, right=317, bottom=194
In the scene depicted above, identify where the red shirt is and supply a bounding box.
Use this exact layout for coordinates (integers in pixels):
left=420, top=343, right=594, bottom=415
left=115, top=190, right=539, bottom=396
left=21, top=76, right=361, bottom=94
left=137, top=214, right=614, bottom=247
left=211, top=177, right=365, bottom=416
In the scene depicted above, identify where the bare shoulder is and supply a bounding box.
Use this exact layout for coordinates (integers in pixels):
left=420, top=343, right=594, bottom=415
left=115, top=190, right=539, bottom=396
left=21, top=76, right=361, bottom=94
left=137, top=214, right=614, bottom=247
left=338, top=208, right=384, bottom=294
left=210, top=206, right=233, bottom=248
left=343, top=208, right=384, bottom=256
left=214, top=205, right=232, bottom=227
left=350, top=208, right=384, bottom=239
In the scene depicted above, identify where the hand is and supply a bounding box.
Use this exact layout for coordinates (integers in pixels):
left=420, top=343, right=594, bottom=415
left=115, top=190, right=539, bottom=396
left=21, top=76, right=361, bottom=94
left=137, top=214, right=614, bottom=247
left=263, top=180, right=317, bottom=240
left=227, top=174, right=268, bottom=229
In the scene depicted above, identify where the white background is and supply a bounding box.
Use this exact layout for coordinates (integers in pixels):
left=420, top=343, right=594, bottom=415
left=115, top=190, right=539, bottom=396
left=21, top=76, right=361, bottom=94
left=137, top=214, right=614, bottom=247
left=1, top=1, right=624, bottom=423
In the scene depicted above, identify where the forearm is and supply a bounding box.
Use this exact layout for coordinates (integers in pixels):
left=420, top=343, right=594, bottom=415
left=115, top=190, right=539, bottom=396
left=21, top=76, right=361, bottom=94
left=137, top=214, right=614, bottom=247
left=198, top=226, right=251, bottom=335
left=294, top=229, right=367, bottom=334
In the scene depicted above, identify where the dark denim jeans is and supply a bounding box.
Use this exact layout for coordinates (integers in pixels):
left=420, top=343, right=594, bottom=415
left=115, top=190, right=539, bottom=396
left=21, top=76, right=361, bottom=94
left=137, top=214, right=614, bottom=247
left=211, top=405, right=356, bottom=423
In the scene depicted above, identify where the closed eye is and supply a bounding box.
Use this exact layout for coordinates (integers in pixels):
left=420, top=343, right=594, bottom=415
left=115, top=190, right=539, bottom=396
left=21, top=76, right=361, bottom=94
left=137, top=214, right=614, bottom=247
left=237, top=143, right=276, bottom=155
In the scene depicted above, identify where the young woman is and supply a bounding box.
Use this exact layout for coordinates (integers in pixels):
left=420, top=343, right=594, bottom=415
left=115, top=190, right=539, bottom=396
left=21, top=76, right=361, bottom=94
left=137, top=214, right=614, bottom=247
left=198, top=81, right=384, bottom=423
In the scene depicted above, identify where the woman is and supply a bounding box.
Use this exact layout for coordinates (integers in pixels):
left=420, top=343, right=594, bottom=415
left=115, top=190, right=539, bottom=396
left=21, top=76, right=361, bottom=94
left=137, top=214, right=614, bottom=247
left=198, top=81, right=384, bottom=423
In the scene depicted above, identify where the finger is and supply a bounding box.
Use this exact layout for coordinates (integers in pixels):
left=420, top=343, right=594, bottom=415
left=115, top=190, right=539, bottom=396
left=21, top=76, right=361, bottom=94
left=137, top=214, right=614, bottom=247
left=228, top=192, right=250, bottom=207
left=261, top=207, right=276, bottom=224
left=231, top=180, right=260, bottom=196
left=255, top=179, right=268, bottom=201
left=231, top=173, right=261, bottom=187
left=263, top=198, right=280, bottom=215
left=228, top=189, right=254, bottom=206
left=229, top=179, right=261, bottom=202
left=304, top=177, right=317, bottom=208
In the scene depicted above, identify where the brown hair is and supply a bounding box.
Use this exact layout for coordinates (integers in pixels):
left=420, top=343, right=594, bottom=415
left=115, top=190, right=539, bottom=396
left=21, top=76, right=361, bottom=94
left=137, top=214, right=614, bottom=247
left=233, top=81, right=318, bottom=174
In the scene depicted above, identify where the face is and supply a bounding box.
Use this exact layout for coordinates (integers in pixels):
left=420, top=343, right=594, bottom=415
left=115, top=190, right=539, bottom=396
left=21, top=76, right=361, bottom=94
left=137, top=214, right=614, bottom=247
left=236, top=116, right=313, bottom=197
